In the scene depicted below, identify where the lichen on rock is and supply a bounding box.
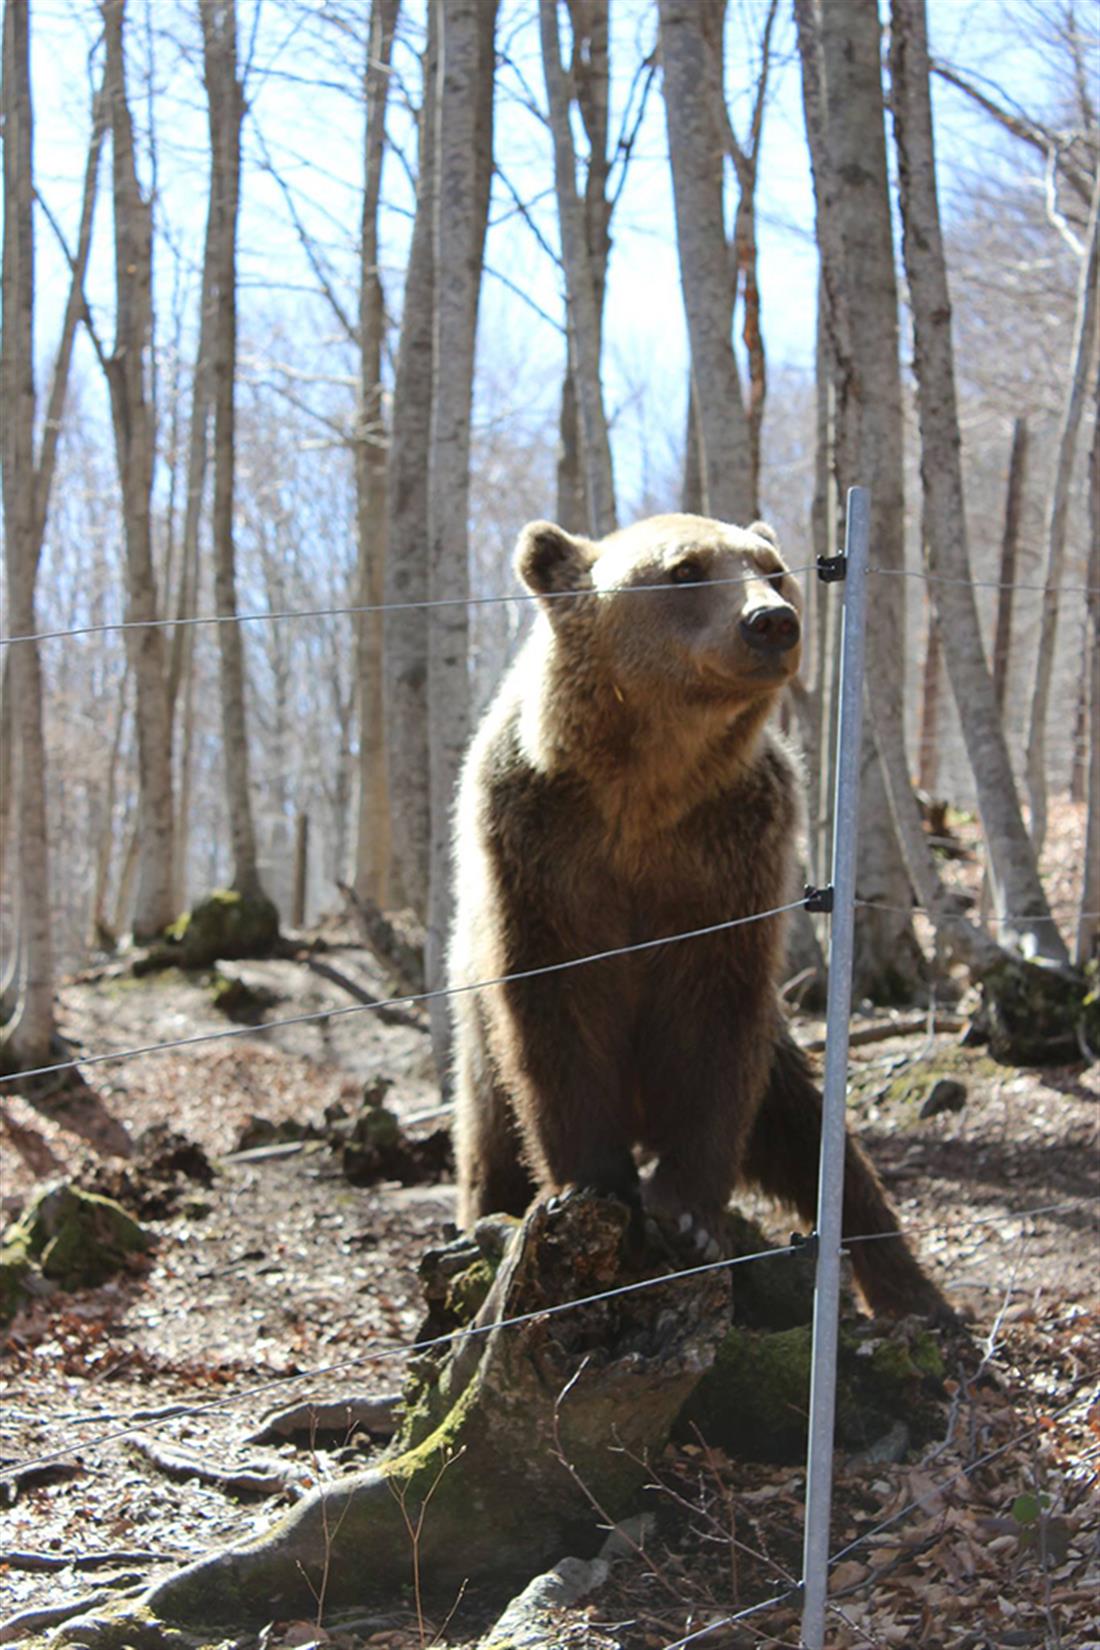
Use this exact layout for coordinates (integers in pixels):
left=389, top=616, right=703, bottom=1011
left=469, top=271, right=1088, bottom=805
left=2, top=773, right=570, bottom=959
left=134, top=888, right=280, bottom=974
left=0, top=1182, right=152, bottom=1321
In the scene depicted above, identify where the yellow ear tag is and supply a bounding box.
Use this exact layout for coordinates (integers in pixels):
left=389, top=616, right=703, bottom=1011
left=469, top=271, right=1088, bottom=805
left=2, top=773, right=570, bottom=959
left=612, top=683, right=625, bottom=705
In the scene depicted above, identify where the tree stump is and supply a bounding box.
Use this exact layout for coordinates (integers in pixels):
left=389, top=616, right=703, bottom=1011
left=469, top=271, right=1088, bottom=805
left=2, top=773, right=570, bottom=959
left=61, top=1194, right=728, bottom=1637
left=48, top=1195, right=951, bottom=1645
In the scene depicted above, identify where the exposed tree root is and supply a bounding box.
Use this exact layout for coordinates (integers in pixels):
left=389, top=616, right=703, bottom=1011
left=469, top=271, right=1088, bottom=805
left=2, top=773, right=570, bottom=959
left=54, top=1194, right=729, bottom=1639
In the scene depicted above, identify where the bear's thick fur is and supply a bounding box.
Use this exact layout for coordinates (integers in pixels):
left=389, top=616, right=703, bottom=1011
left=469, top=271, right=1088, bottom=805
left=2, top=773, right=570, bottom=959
left=450, top=513, right=947, bottom=1318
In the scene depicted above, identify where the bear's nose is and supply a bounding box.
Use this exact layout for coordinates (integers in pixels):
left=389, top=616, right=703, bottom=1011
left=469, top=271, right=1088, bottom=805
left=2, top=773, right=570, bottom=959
left=740, top=604, right=801, bottom=653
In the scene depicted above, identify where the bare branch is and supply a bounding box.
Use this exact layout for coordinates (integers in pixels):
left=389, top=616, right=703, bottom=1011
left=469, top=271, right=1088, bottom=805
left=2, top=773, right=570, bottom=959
left=251, top=127, right=357, bottom=345
left=32, top=82, right=108, bottom=545
left=931, top=57, right=1095, bottom=205
left=492, top=166, right=561, bottom=267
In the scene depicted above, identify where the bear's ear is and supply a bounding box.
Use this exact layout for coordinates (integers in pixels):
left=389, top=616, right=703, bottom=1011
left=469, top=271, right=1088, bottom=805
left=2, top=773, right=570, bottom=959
left=748, top=520, right=780, bottom=549
left=515, top=520, right=593, bottom=605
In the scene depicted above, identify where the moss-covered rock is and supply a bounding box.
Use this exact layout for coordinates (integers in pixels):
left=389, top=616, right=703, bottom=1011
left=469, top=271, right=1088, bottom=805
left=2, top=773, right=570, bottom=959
left=339, top=1095, right=454, bottom=1188
left=0, top=1230, right=39, bottom=1320
left=209, top=970, right=281, bottom=1023
left=975, top=958, right=1095, bottom=1065
left=725, top=1210, right=816, bottom=1329
left=875, top=1046, right=998, bottom=1114
left=49, top=1600, right=211, bottom=1650
left=134, top=889, right=280, bottom=974
left=678, top=1312, right=947, bottom=1463
left=679, top=1322, right=814, bottom=1461
left=0, top=1182, right=152, bottom=1319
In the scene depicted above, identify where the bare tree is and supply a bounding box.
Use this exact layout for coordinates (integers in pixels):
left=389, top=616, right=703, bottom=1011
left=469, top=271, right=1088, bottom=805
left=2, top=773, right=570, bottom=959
left=1025, top=165, right=1100, bottom=855
left=917, top=598, right=942, bottom=794
left=889, top=0, right=1069, bottom=966
left=199, top=0, right=271, bottom=907
left=794, top=0, right=926, bottom=1000
left=384, top=7, right=437, bottom=918
left=353, top=0, right=400, bottom=905
left=168, top=249, right=212, bottom=912
left=992, top=416, right=1028, bottom=720
left=2, top=0, right=106, bottom=1065
left=715, top=0, right=778, bottom=502
left=1078, top=363, right=1099, bottom=967
left=426, top=0, right=498, bottom=1069
left=658, top=0, right=754, bottom=522
left=102, top=0, right=177, bottom=940
left=540, top=0, right=616, bottom=535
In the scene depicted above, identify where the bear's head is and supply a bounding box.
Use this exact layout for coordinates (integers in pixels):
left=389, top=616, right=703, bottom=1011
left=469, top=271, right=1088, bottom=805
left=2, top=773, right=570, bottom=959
left=515, top=512, right=803, bottom=709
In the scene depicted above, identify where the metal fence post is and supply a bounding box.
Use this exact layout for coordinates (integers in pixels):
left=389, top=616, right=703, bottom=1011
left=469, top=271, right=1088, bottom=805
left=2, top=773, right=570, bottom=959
left=800, top=485, right=871, bottom=1648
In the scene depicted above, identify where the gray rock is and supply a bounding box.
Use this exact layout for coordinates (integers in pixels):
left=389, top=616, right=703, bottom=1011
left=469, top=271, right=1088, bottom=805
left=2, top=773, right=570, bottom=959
left=919, top=1078, right=967, bottom=1119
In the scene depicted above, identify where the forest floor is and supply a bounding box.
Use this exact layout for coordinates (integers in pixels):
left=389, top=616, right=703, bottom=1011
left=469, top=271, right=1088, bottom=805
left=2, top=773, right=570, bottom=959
left=1, top=808, right=1097, bottom=1649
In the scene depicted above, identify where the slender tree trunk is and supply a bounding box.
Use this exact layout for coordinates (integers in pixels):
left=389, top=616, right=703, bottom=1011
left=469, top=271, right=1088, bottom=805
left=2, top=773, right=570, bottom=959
left=90, top=667, right=130, bottom=943
left=173, top=627, right=198, bottom=911
left=103, top=0, right=176, bottom=941
left=658, top=0, right=753, bottom=522
left=1077, top=365, right=1100, bottom=967
left=200, top=0, right=268, bottom=906
left=1025, top=166, right=1100, bottom=856
left=0, top=651, right=12, bottom=907
left=292, top=812, right=309, bottom=930
left=539, top=0, right=615, bottom=536
left=917, top=598, right=942, bottom=794
left=992, top=416, right=1028, bottom=720
left=384, top=7, right=437, bottom=919
left=723, top=0, right=777, bottom=512
left=810, top=290, right=839, bottom=886
left=1070, top=639, right=1088, bottom=804
left=168, top=233, right=212, bottom=908
left=889, top=0, right=1068, bottom=965
left=425, top=0, right=497, bottom=1072
left=112, top=817, right=141, bottom=938
left=1, top=0, right=53, bottom=1067
left=795, top=0, right=925, bottom=1000
left=555, top=364, right=586, bottom=531
left=353, top=0, right=399, bottom=906
left=680, top=377, right=704, bottom=515
left=2, top=1, right=104, bottom=1063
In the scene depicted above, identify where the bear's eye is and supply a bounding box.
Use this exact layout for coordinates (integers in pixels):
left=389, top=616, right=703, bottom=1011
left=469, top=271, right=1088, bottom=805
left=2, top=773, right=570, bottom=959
left=668, top=557, right=706, bottom=585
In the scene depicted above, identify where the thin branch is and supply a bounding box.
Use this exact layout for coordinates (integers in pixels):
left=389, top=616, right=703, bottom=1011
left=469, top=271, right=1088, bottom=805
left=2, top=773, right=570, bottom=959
left=251, top=127, right=358, bottom=344
left=483, top=259, right=566, bottom=334
left=931, top=58, right=1094, bottom=205
left=31, top=148, right=110, bottom=386
left=31, top=89, right=108, bottom=548
left=492, top=166, right=561, bottom=267
left=608, top=50, right=658, bottom=212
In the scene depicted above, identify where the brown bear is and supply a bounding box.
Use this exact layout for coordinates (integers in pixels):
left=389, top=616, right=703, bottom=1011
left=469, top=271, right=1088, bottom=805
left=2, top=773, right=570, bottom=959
left=450, top=512, right=948, bottom=1319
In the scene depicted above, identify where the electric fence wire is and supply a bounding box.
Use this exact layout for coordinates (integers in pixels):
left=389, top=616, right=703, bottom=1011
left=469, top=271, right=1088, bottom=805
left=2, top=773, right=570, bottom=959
left=0, top=1195, right=1086, bottom=1482
left=3, top=558, right=1098, bottom=651
left=5, top=893, right=1092, bottom=1089
left=0, top=564, right=819, bottom=650
left=827, top=1379, right=1097, bottom=1570
left=868, top=565, right=1100, bottom=594
left=0, top=1239, right=800, bottom=1483
left=855, top=897, right=1100, bottom=925
left=660, top=1584, right=801, bottom=1649
left=0, top=899, right=808, bottom=1086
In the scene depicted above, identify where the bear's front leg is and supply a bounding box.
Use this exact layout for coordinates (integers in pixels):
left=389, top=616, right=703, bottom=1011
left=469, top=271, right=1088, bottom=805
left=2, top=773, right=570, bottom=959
left=636, top=988, right=774, bottom=1263
left=491, top=960, right=640, bottom=1211
left=642, top=1117, right=749, bottom=1263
